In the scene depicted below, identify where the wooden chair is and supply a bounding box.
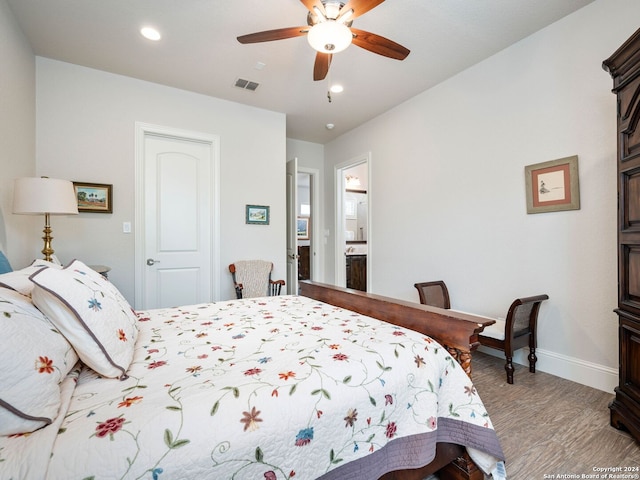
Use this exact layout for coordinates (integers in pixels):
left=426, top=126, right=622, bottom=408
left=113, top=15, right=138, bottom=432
left=414, top=281, right=451, bottom=309
left=479, top=294, right=549, bottom=384
left=229, top=260, right=285, bottom=299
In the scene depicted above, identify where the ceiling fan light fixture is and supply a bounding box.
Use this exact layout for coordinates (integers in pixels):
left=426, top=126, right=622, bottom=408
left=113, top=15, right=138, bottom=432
left=307, top=21, right=352, bottom=54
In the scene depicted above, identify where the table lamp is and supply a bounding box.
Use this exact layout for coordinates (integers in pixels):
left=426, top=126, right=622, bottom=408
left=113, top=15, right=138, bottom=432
left=13, top=177, right=79, bottom=262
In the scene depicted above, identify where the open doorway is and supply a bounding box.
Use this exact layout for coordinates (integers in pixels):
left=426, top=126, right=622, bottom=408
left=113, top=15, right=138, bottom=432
left=297, top=172, right=312, bottom=282
left=287, top=160, right=321, bottom=294
left=297, top=167, right=321, bottom=286
left=335, top=155, right=370, bottom=291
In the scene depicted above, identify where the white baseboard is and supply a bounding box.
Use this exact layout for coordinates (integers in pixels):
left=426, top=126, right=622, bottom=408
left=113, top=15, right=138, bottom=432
left=477, top=346, right=618, bottom=393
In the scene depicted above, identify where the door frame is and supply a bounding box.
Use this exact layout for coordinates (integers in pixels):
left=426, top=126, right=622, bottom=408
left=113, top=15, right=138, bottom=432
left=335, top=153, right=371, bottom=289
left=134, top=122, right=221, bottom=309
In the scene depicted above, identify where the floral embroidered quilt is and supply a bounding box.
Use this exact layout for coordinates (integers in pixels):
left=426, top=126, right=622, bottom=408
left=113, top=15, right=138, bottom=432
left=0, top=295, right=504, bottom=479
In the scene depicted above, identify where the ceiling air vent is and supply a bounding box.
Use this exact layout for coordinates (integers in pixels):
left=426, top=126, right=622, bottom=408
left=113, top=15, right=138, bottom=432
left=234, top=78, right=259, bottom=91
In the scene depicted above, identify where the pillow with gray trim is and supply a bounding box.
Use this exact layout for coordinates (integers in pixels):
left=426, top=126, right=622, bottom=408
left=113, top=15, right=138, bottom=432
left=0, top=259, right=62, bottom=296
left=0, top=287, right=78, bottom=436
left=30, top=260, right=139, bottom=380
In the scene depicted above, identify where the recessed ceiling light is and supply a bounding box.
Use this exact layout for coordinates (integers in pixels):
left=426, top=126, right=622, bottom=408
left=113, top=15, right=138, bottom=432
left=326, top=123, right=335, bottom=130
left=330, top=84, right=344, bottom=93
left=140, top=27, right=161, bottom=41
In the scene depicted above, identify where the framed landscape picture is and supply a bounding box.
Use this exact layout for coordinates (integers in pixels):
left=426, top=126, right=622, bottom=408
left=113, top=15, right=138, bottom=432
left=246, top=205, right=270, bottom=225
left=73, top=182, right=113, bottom=213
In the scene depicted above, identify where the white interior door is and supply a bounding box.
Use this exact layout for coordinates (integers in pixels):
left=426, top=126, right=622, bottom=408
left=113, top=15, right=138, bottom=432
left=286, top=157, right=298, bottom=293
left=135, top=124, right=220, bottom=309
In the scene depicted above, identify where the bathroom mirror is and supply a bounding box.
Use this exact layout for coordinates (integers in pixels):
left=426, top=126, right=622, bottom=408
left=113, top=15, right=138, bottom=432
left=345, top=189, right=367, bottom=243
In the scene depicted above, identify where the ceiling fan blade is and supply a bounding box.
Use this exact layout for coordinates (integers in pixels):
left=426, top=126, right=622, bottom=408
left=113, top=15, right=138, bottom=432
left=350, top=28, right=410, bottom=60
left=313, top=52, right=332, bottom=81
left=237, top=26, right=309, bottom=44
left=340, top=0, right=385, bottom=19
left=300, top=0, right=326, bottom=17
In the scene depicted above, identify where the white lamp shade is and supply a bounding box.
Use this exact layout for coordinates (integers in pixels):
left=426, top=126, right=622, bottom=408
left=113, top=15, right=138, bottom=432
left=13, top=177, right=79, bottom=215
left=307, top=21, right=352, bottom=54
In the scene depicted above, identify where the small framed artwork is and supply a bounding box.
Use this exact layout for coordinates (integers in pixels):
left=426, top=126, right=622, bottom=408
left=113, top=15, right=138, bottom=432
left=297, top=217, right=310, bottom=240
left=246, top=205, right=270, bottom=225
left=73, top=182, right=113, bottom=213
left=525, top=156, right=580, bottom=214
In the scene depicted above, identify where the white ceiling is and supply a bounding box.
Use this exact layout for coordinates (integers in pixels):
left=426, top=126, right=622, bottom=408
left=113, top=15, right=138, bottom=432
left=7, top=0, right=596, bottom=144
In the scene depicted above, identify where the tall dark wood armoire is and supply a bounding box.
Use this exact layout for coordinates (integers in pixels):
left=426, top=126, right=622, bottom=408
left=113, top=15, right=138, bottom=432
left=603, top=27, right=640, bottom=443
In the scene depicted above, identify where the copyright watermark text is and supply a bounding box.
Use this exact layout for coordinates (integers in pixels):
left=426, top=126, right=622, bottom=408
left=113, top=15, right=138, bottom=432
left=543, top=467, right=640, bottom=479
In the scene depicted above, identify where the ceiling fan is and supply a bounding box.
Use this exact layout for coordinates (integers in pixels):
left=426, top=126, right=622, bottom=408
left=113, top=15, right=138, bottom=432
left=237, top=0, right=410, bottom=81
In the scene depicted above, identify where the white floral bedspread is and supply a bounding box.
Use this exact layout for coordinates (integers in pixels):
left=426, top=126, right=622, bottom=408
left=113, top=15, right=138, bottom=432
left=0, top=295, right=504, bottom=480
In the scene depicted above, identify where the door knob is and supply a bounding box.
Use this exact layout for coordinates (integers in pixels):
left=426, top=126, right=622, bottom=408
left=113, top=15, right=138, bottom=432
left=146, top=258, right=160, bottom=266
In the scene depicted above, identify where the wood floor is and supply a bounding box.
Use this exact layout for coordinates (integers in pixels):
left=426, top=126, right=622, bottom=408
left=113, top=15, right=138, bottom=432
left=468, top=352, right=640, bottom=478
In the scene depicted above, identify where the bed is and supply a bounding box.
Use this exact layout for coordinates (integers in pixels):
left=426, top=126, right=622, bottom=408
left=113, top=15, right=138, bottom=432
left=0, top=260, right=505, bottom=480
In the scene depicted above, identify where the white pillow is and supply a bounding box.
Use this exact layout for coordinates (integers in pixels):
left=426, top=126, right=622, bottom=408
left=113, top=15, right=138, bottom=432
left=0, top=287, right=78, bottom=436
left=31, top=260, right=139, bottom=380
left=0, top=259, right=62, bottom=296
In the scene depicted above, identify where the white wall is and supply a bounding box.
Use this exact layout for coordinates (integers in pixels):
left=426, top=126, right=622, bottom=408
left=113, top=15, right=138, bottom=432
left=287, top=138, right=324, bottom=172
left=323, top=0, right=640, bottom=392
left=0, top=0, right=38, bottom=263
left=35, top=58, right=287, bottom=305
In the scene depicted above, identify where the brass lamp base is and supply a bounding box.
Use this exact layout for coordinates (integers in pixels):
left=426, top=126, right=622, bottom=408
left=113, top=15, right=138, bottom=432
left=41, top=213, right=54, bottom=262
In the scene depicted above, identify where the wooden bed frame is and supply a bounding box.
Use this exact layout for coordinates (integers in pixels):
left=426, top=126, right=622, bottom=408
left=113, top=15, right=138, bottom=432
left=299, top=281, right=496, bottom=480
